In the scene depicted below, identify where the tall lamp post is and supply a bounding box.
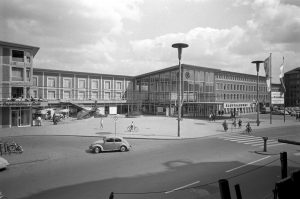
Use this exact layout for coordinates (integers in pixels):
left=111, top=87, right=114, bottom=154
left=251, top=60, right=264, bottom=126
left=172, top=43, right=189, bottom=137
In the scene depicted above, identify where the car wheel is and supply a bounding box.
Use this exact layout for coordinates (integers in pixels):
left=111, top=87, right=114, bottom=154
left=94, top=147, right=101, bottom=153
left=120, top=146, right=127, bottom=152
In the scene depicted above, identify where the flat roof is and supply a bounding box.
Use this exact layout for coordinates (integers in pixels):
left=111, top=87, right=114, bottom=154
left=0, top=41, right=40, bottom=57
left=135, top=64, right=220, bottom=78
left=33, top=68, right=133, bottom=79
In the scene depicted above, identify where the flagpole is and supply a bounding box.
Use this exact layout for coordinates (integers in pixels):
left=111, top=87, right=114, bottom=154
left=283, top=56, right=285, bottom=123
left=270, top=53, right=272, bottom=124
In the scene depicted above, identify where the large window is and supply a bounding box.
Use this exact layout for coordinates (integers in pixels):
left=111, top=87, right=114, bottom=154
left=26, top=68, right=30, bottom=81
left=63, top=78, right=72, bottom=88
left=116, top=81, right=122, bottom=90
left=63, top=91, right=71, bottom=99
left=115, top=92, right=122, bottom=99
left=12, top=67, right=23, bottom=81
left=78, top=79, right=86, bottom=89
left=47, top=77, right=56, bottom=87
left=91, top=80, right=99, bottom=89
left=48, top=91, right=56, bottom=99
left=91, top=92, right=98, bottom=99
left=78, top=91, right=85, bottom=100
left=12, top=50, right=24, bottom=62
left=104, top=81, right=111, bottom=89
left=104, top=92, right=110, bottom=99
left=32, top=76, right=38, bottom=86
left=32, top=90, right=38, bottom=98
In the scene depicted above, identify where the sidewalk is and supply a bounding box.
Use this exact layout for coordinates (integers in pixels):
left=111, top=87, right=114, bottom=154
left=0, top=115, right=299, bottom=140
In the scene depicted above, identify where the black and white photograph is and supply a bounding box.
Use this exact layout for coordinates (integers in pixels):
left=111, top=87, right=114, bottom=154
left=0, top=0, right=300, bottom=198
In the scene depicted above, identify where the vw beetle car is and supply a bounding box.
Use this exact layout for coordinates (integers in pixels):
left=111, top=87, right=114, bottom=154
left=89, top=136, right=131, bottom=153
left=0, top=157, right=9, bottom=170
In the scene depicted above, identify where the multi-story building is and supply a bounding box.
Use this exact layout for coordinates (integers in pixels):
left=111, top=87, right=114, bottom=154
left=133, top=64, right=220, bottom=117
left=1, top=41, right=271, bottom=128
left=32, top=68, right=133, bottom=115
left=284, top=67, right=300, bottom=107
left=0, top=41, right=46, bottom=128
left=133, top=64, right=269, bottom=117
left=215, top=70, right=269, bottom=115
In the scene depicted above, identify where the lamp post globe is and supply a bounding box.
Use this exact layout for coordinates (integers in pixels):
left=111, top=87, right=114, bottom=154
left=172, top=43, right=189, bottom=137
left=251, top=60, right=264, bottom=126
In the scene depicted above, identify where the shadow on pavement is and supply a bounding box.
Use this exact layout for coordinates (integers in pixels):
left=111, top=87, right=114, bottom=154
left=18, top=159, right=296, bottom=199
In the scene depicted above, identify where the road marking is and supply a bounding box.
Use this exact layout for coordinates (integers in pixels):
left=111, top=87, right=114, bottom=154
left=294, top=152, right=300, bottom=156
left=226, top=156, right=271, bottom=173
left=165, top=181, right=200, bottom=194
left=258, top=143, right=285, bottom=148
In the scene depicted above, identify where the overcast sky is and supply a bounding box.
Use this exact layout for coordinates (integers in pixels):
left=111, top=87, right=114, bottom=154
left=1, top=0, right=300, bottom=82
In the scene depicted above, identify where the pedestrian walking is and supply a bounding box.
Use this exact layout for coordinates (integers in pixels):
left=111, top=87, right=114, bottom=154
left=209, top=113, right=212, bottom=122
left=222, top=120, right=228, bottom=132
left=37, top=116, right=42, bottom=126
left=232, top=119, right=237, bottom=128
left=238, top=119, right=242, bottom=128
left=100, top=117, right=104, bottom=129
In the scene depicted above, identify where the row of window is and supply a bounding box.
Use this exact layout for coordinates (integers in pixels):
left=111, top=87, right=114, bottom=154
left=32, top=90, right=125, bottom=100
left=216, top=82, right=267, bottom=92
left=216, top=73, right=265, bottom=83
left=216, top=93, right=268, bottom=101
left=32, top=77, right=124, bottom=90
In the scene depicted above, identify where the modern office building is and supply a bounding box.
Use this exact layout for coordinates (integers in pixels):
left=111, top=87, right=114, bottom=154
left=1, top=41, right=270, bottom=128
left=0, top=41, right=46, bottom=128
left=133, top=64, right=269, bottom=117
left=284, top=67, right=300, bottom=107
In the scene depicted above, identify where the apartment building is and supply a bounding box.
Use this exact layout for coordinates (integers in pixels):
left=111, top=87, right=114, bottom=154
left=284, top=67, right=300, bottom=107
left=0, top=41, right=45, bottom=128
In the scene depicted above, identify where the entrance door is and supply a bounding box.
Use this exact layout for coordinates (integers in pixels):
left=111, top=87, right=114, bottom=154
left=11, top=108, right=31, bottom=127
left=11, top=110, right=20, bottom=127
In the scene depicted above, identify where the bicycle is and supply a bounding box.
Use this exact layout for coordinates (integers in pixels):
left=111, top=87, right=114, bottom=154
left=245, top=126, right=252, bottom=135
left=5, top=141, right=23, bottom=153
left=127, top=126, right=139, bottom=132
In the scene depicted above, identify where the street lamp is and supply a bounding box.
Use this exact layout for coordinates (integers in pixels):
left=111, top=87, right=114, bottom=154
left=251, top=60, right=264, bottom=126
left=172, top=43, right=189, bottom=137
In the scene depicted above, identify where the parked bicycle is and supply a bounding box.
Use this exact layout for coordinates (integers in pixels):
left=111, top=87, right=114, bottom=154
left=0, top=141, right=23, bottom=154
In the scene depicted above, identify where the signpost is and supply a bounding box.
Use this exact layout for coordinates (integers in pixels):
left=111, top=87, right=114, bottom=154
left=113, top=115, right=118, bottom=137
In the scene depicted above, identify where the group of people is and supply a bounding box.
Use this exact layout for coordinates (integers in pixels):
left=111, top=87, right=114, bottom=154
left=222, top=119, right=251, bottom=133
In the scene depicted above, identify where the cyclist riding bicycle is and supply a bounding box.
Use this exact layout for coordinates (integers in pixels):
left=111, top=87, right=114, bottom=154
left=129, top=121, right=135, bottom=132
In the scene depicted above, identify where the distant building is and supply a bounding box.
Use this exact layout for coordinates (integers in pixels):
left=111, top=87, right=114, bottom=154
left=284, top=67, right=300, bottom=107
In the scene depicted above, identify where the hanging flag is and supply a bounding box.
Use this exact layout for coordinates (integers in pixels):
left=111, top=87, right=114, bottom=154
left=264, top=56, right=270, bottom=78
left=279, top=57, right=286, bottom=93
left=264, top=55, right=271, bottom=92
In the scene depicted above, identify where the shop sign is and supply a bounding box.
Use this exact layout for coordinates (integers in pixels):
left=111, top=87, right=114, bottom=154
left=224, top=103, right=251, bottom=109
left=271, top=92, right=284, bottom=105
left=0, top=101, right=48, bottom=107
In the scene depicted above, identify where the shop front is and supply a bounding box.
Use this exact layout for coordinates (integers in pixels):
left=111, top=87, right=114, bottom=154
left=0, top=101, right=48, bottom=128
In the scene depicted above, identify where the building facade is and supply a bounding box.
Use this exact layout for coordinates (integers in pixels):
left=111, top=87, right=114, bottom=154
left=133, top=64, right=269, bottom=117
left=215, top=70, right=270, bottom=115
left=284, top=67, right=300, bottom=107
left=32, top=68, right=134, bottom=116
left=0, top=41, right=46, bottom=128
left=1, top=41, right=271, bottom=128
